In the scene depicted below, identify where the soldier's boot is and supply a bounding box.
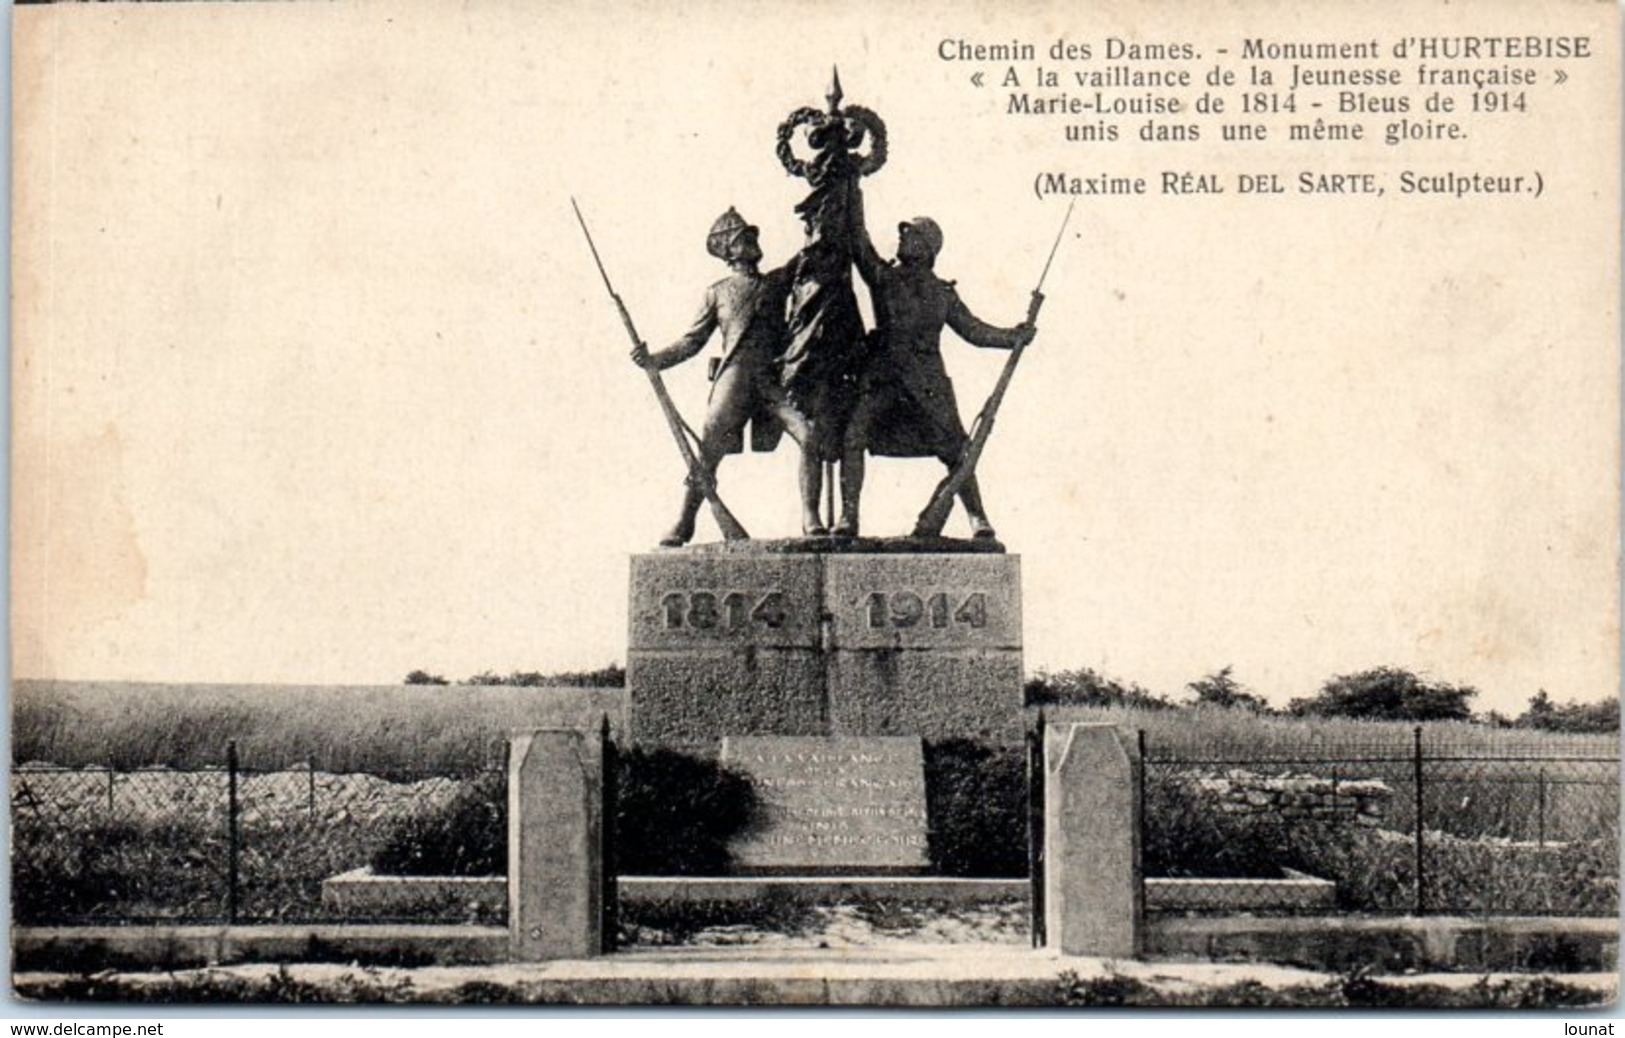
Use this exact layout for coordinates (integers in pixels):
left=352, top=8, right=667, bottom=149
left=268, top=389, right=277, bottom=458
left=799, top=449, right=828, bottom=537
left=660, top=486, right=704, bottom=547
left=833, top=505, right=860, bottom=538
left=833, top=452, right=863, bottom=537
left=959, top=476, right=997, bottom=540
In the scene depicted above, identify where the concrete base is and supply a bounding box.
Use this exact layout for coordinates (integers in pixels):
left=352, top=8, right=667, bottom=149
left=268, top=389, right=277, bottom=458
left=323, top=868, right=508, bottom=920
left=13, top=929, right=1618, bottom=1004
left=323, top=869, right=1028, bottom=914
left=321, top=870, right=1333, bottom=915
left=1147, top=915, right=1620, bottom=974
left=627, top=548, right=1024, bottom=750
left=1146, top=869, right=1337, bottom=912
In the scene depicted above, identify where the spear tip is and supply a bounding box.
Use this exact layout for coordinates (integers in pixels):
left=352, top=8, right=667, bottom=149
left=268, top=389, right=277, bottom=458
left=826, top=66, right=844, bottom=112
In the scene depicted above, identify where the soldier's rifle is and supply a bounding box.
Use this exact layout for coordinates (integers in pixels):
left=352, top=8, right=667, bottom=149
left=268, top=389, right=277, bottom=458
left=571, top=198, right=750, bottom=542
left=912, top=200, right=1074, bottom=539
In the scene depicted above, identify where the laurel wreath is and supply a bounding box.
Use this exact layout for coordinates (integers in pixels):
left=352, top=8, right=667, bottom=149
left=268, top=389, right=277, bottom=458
left=776, top=105, right=888, bottom=179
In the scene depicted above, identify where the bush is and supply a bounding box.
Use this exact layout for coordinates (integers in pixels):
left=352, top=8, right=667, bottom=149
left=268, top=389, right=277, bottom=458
left=923, top=740, right=1027, bottom=877
left=371, top=772, right=506, bottom=876
left=460, top=666, right=626, bottom=688
left=615, top=747, right=757, bottom=874
left=1289, top=667, right=1476, bottom=722
left=13, top=816, right=227, bottom=922
left=1186, top=666, right=1271, bottom=712
left=1025, top=668, right=1174, bottom=710
left=1516, top=691, right=1619, bottom=733
left=368, top=747, right=758, bottom=877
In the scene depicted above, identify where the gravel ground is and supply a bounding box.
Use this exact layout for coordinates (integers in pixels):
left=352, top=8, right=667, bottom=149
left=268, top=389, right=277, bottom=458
left=626, top=899, right=1030, bottom=949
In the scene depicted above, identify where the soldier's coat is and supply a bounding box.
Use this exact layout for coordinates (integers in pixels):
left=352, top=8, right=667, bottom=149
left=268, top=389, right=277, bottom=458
left=857, top=260, right=1024, bottom=458
left=661, top=266, right=795, bottom=454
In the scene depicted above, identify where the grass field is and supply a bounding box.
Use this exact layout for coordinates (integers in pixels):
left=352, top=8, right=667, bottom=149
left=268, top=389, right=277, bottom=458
left=1043, top=702, right=1618, bottom=759
left=15, top=681, right=1616, bottom=772
left=12, top=679, right=624, bottom=773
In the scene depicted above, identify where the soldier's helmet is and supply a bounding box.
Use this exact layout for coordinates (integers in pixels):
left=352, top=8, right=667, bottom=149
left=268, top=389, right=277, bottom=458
left=898, top=217, right=944, bottom=259
left=706, top=207, right=758, bottom=259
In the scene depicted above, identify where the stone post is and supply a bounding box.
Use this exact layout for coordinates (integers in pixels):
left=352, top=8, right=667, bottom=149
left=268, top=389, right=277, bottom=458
left=1044, top=722, right=1142, bottom=957
left=508, top=729, right=603, bottom=961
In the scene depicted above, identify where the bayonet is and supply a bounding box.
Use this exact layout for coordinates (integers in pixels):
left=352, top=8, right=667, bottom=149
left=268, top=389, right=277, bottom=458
left=572, top=198, right=749, bottom=543
left=913, top=202, right=1074, bottom=539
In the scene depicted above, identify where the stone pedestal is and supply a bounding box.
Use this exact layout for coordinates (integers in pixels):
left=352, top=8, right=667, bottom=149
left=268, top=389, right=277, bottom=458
left=508, top=729, right=603, bottom=961
left=1044, top=723, right=1142, bottom=958
left=627, top=541, right=1023, bottom=751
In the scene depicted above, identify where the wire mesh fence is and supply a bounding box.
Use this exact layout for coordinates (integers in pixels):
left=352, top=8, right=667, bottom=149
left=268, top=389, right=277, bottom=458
left=1140, top=728, right=1619, bottom=917
left=13, top=727, right=1618, bottom=927
left=12, top=744, right=508, bottom=926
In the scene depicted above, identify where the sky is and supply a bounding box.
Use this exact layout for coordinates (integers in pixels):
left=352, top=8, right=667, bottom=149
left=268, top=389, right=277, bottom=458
left=11, top=0, right=1620, bottom=711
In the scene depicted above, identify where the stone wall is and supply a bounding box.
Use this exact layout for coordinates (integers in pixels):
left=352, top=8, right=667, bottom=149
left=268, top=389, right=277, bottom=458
left=1184, top=769, right=1391, bottom=826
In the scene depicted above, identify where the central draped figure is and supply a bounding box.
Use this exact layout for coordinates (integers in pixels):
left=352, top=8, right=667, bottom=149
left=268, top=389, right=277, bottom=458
left=777, top=71, right=887, bottom=460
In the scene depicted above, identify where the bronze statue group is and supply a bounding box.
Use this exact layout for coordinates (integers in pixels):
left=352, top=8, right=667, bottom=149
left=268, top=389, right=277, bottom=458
left=607, top=73, right=1053, bottom=547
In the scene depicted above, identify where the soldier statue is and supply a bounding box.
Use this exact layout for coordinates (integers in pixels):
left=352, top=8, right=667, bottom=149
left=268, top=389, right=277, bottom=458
left=838, top=179, right=1036, bottom=539
left=777, top=69, right=888, bottom=471
left=631, top=208, right=826, bottom=545
left=586, top=71, right=1054, bottom=545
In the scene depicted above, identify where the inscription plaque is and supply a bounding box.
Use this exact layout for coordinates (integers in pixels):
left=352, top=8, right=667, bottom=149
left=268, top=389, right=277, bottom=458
left=721, top=735, right=930, bottom=873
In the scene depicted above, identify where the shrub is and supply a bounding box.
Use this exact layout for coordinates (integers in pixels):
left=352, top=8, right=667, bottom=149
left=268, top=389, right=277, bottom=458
left=460, top=666, right=626, bottom=688
left=1516, top=691, right=1620, bottom=734
left=368, top=747, right=758, bottom=877
left=1289, top=667, right=1476, bottom=722
left=1025, top=668, right=1175, bottom=710
left=371, top=772, right=506, bottom=876
left=923, top=740, right=1027, bottom=877
left=615, top=747, right=757, bottom=874
left=1185, top=666, right=1271, bottom=712
left=12, top=816, right=227, bottom=923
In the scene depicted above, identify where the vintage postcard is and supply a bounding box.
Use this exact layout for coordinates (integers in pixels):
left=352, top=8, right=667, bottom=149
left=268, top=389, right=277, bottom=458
left=9, top=0, right=1620, bottom=1012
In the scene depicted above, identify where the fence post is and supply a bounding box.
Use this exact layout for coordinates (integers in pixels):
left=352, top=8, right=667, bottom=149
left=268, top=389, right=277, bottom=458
left=1136, top=729, right=1149, bottom=934
left=1026, top=709, right=1046, bottom=949
left=1137, top=728, right=1148, bottom=844
left=600, top=715, right=619, bottom=953
left=227, top=741, right=241, bottom=924
left=307, top=762, right=317, bottom=819
left=106, top=767, right=115, bottom=814
left=1537, top=767, right=1547, bottom=848
left=1412, top=726, right=1425, bottom=916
